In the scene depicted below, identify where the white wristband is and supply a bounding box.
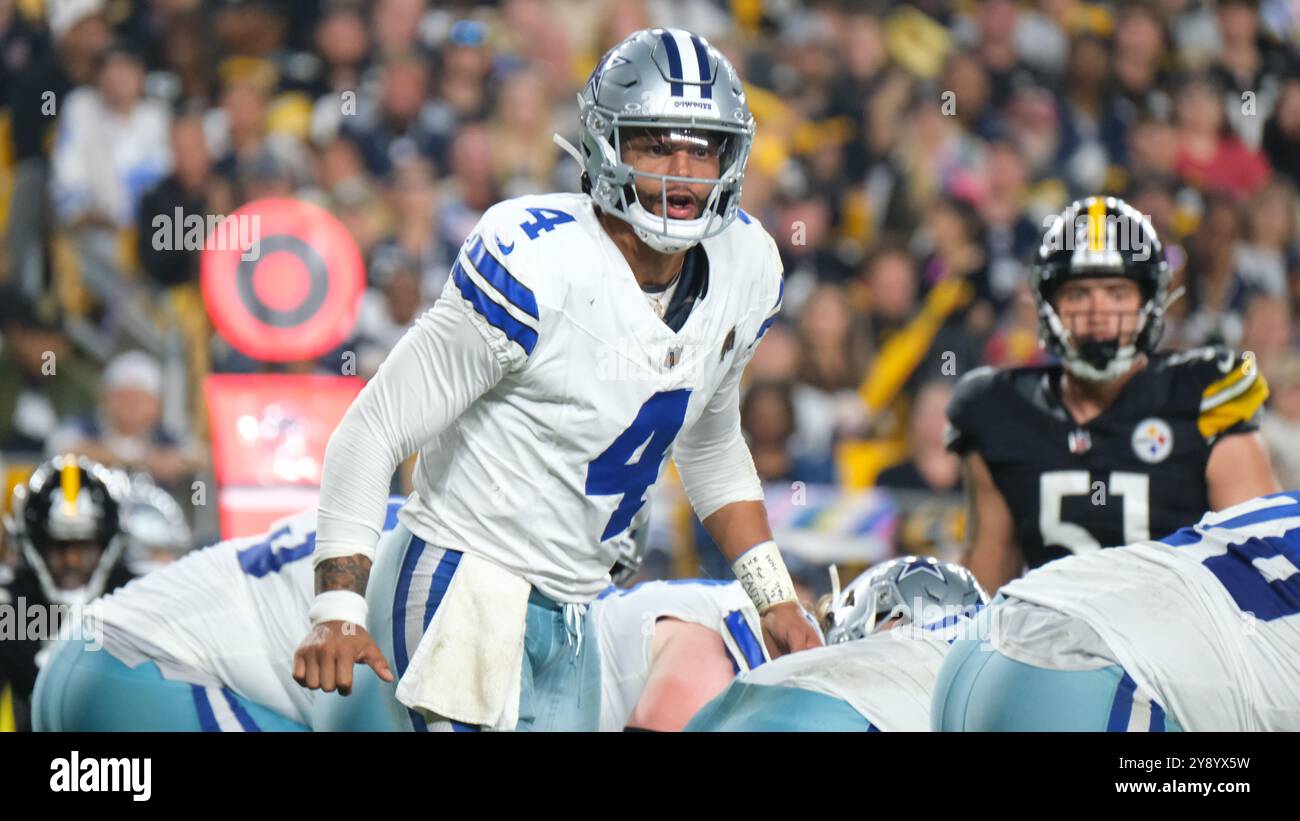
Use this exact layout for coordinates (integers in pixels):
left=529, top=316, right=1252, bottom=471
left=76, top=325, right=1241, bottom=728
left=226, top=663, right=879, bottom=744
left=732, top=540, right=798, bottom=614
left=309, top=591, right=369, bottom=628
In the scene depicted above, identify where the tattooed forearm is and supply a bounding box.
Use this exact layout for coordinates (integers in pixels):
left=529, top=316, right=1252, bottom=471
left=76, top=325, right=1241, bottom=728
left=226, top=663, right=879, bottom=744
left=315, top=555, right=372, bottom=596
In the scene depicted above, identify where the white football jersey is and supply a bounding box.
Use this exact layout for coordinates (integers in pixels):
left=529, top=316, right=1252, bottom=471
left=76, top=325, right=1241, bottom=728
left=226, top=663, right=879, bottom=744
left=318, top=191, right=784, bottom=603
left=591, top=579, right=767, bottom=732
left=93, top=499, right=405, bottom=726
left=1000, top=491, right=1300, bottom=731
left=741, top=626, right=955, bottom=732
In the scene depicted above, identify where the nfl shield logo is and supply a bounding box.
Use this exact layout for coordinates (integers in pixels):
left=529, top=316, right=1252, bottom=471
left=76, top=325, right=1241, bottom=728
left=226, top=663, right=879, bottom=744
left=665, top=345, right=683, bottom=369
left=1068, top=428, right=1092, bottom=454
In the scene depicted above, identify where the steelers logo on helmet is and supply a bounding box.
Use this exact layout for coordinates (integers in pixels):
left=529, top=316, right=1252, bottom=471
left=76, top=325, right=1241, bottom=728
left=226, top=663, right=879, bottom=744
left=1030, top=196, right=1172, bottom=383
left=1132, top=417, right=1174, bottom=464
left=556, top=28, right=756, bottom=254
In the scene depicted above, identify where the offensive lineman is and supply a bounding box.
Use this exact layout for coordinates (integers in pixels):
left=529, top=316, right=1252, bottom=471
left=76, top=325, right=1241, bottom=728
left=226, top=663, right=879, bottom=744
left=33, top=498, right=406, bottom=731
left=294, top=28, right=820, bottom=732
left=948, top=196, right=1280, bottom=594
left=591, top=528, right=770, bottom=731
left=686, top=557, right=986, bottom=732
left=933, top=490, right=1300, bottom=731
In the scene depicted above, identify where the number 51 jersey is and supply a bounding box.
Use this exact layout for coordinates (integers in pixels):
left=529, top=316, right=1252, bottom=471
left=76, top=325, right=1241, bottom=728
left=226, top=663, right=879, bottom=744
left=396, top=192, right=783, bottom=602
left=945, top=347, right=1269, bottom=569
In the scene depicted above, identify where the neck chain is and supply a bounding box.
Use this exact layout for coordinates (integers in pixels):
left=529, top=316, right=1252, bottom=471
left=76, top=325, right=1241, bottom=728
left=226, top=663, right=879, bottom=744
left=643, top=265, right=684, bottom=319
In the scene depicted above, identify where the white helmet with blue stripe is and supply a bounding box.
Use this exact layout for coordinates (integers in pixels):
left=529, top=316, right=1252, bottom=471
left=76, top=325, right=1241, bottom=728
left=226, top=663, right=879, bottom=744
left=558, top=27, right=755, bottom=254
left=825, top=556, right=987, bottom=644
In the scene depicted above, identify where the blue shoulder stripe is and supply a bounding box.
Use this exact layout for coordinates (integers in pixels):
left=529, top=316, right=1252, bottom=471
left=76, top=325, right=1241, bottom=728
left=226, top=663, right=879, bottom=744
left=465, top=235, right=538, bottom=320
left=452, top=259, right=539, bottom=356
left=754, top=278, right=784, bottom=343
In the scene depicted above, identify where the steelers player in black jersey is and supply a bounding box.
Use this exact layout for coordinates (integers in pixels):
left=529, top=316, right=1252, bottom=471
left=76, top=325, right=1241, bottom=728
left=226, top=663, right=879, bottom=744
left=946, top=196, right=1280, bottom=594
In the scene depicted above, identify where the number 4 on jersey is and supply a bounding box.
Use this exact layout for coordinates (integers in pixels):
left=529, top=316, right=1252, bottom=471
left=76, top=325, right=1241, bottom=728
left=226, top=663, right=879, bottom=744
left=519, top=208, right=575, bottom=240
left=587, top=390, right=691, bottom=541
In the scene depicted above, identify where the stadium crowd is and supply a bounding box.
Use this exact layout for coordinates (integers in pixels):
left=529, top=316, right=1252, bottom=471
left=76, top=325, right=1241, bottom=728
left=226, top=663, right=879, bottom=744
left=2, top=0, right=1299, bottom=596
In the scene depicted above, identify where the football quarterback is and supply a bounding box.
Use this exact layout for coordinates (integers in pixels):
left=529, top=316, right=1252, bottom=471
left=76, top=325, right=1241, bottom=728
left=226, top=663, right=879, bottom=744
left=296, top=27, right=818, bottom=733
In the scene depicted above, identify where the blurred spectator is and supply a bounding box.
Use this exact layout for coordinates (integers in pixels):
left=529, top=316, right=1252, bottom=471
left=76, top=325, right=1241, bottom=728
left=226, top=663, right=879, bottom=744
left=212, top=73, right=311, bottom=200
left=1262, top=78, right=1300, bottom=186
left=1261, top=354, right=1300, bottom=490
left=0, top=290, right=99, bottom=454
left=981, top=280, right=1048, bottom=368
left=1057, top=33, right=1127, bottom=194
left=137, top=116, right=232, bottom=290
left=859, top=245, right=919, bottom=344
left=1110, top=4, right=1169, bottom=120
left=50, top=42, right=171, bottom=233
left=1174, top=74, right=1271, bottom=198
left=369, top=155, right=446, bottom=295
left=6, top=0, right=112, bottom=296
left=980, top=139, right=1039, bottom=306
left=343, top=54, right=447, bottom=179
left=745, top=322, right=800, bottom=383
left=875, top=379, right=958, bottom=492
left=352, top=262, right=429, bottom=380
left=1213, top=0, right=1287, bottom=150
left=740, top=380, right=835, bottom=485
left=1239, top=294, right=1294, bottom=377
left=47, top=350, right=201, bottom=489
left=917, top=195, right=994, bottom=332
left=437, top=124, right=500, bottom=257
left=1236, top=180, right=1297, bottom=297
left=490, top=70, right=559, bottom=197
left=1179, top=195, right=1258, bottom=348
left=790, top=284, right=871, bottom=463
left=436, top=19, right=494, bottom=124
left=371, top=0, right=428, bottom=60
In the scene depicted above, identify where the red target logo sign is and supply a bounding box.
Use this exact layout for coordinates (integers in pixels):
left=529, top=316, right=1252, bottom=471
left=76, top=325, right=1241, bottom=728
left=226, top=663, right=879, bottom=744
left=201, top=198, right=364, bottom=362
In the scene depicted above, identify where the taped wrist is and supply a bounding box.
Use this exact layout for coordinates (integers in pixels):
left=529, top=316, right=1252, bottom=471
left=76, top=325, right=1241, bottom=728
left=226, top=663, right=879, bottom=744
left=731, top=540, right=798, bottom=614
left=309, top=590, right=369, bottom=628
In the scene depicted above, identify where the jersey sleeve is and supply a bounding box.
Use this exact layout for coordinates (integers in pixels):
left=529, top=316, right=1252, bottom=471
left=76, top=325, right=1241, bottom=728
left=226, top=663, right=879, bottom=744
left=314, top=293, right=509, bottom=565
left=442, top=204, right=545, bottom=375
left=944, top=366, right=999, bottom=456
left=744, top=226, right=785, bottom=356
left=1194, top=348, right=1270, bottom=442
left=673, top=226, right=784, bottom=521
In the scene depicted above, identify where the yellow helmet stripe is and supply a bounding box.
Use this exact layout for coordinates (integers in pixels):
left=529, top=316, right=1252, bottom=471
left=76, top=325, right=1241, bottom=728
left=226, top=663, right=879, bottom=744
left=1088, top=198, right=1107, bottom=252
left=60, top=457, right=81, bottom=515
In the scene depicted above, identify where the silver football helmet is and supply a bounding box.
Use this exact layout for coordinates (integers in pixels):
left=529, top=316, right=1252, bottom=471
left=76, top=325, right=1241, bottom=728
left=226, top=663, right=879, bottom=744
left=120, top=473, right=193, bottom=576
left=557, top=27, right=755, bottom=254
left=825, top=556, right=986, bottom=644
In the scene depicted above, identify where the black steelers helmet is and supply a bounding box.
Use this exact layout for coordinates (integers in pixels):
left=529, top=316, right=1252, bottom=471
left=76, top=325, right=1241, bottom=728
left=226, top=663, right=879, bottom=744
left=6, top=454, right=127, bottom=606
left=1030, top=196, right=1171, bottom=382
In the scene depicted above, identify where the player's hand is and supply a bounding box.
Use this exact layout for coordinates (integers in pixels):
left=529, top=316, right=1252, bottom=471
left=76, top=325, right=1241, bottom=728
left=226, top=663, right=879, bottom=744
left=293, top=621, right=394, bottom=696
left=760, top=601, right=823, bottom=659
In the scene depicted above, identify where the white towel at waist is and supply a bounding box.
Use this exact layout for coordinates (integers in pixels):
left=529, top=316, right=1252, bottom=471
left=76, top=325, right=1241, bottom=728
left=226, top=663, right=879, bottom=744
left=394, top=551, right=531, bottom=730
